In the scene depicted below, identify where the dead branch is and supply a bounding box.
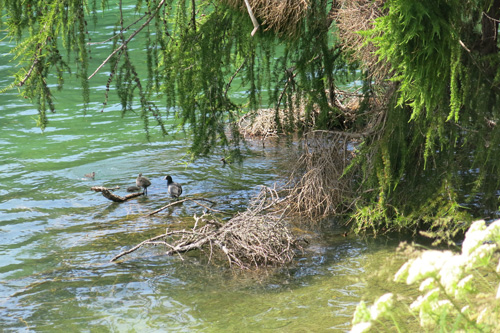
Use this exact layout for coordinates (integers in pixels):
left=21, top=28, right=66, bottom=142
left=146, top=197, right=220, bottom=216
left=243, top=0, right=260, bottom=36
left=91, top=186, right=143, bottom=202
left=111, top=194, right=299, bottom=269
left=221, top=0, right=309, bottom=37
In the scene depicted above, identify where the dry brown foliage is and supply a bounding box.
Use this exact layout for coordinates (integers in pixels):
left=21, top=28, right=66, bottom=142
left=237, top=82, right=393, bottom=221
left=282, top=130, right=360, bottom=219
left=334, top=0, right=390, bottom=80
left=238, top=106, right=314, bottom=139
left=221, top=0, right=309, bottom=37
left=238, top=87, right=368, bottom=139
left=238, top=108, right=281, bottom=139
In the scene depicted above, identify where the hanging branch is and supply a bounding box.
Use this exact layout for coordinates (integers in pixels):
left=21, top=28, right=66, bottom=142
left=191, top=0, right=197, bottom=31
left=275, top=68, right=298, bottom=114
left=88, top=0, right=168, bottom=80
left=243, top=0, right=260, bottom=36
left=224, top=59, right=246, bottom=98
left=18, top=15, right=52, bottom=87
left=19, top=56, right=39, bottom=87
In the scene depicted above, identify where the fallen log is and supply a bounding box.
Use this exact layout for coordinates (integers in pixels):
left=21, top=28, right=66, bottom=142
left=91, top=186, right=143, bottom=202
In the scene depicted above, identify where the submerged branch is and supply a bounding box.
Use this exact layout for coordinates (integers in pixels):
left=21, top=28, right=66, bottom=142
left=146, top=197, right=220, bottom=216
left=111, top=234, right=166, bottom=262
left=91, top=186, right=143, bottom=202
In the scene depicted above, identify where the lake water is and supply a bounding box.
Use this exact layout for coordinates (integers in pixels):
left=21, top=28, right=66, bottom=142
left=0, top=3, right=412, bottom=332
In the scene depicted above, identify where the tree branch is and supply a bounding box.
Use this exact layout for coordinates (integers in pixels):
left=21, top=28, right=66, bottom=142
left=88, top=0, right=168, bottom=80
left=146, top=197, right=221, bottom=216
left=91, top=186, right=143, bottom=202
left=243, top=0, right=259, bottom=36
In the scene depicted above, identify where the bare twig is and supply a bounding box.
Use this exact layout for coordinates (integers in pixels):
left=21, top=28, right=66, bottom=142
left=147, top=198, right=191, bottom=216
left=459, top=40, right=472, bottom=53
left=88, top=0, right=168, bottom=80
left=146, top=197, right=218, bottom=216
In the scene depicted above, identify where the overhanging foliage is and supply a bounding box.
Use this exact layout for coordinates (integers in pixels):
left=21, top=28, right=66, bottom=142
left=3, top=0, right=500, bottom=236
left=341, top=0, right=500, bottom=234
left=0, top=0, right=349, bottom=157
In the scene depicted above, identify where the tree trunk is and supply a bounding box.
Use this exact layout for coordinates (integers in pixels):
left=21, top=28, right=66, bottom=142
left=480, top=1, right=500, bottom=54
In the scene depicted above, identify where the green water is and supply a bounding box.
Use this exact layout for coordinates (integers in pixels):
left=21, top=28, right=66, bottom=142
left=0, top=4, right=413, bottom=332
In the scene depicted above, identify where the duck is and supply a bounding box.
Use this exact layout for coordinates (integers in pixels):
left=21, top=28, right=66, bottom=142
left=136, top=173, right=151, bottom=195
left=164, top=175, right=183, bottom=198
left=84, top=171, right=95, bottom=179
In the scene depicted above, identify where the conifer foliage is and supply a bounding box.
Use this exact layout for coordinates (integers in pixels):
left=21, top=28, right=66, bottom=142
left=0, top=0, right=344, bottom=156
left=349, top=0, right=500, bottom=233
left=2, top=0, right=500, bottom=233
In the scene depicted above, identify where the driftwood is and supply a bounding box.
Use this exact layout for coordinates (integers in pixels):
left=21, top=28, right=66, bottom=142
left=111, top=187, right=299, bottom=269
left=91, top=186, right=143, bottom=202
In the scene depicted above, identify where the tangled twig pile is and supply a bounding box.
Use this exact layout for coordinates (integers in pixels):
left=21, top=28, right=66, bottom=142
left=212, top=210, right=295, bottom=268
left=111, top=187, right=298, bottom=269
left=333, top=0, right=389, bottom=80
left=238, top=108, right=289, bottom=139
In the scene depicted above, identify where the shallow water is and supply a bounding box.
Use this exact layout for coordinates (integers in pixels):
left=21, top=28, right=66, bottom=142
left=0, top=95, right=411, bottom=332
left=0, top=4, right=414, bottom=332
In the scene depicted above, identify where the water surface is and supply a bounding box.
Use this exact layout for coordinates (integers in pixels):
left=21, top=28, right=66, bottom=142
left=0, top=4, right=411, bottom=331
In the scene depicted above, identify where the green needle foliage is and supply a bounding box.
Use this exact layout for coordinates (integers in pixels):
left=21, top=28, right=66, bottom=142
left=0, top=0, right=349, bottom=157
left=351, top=0, right=500, bottom=237
left=1, top=0, right=90, bottom=129
left=3, top=0, right=499, bottom=237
